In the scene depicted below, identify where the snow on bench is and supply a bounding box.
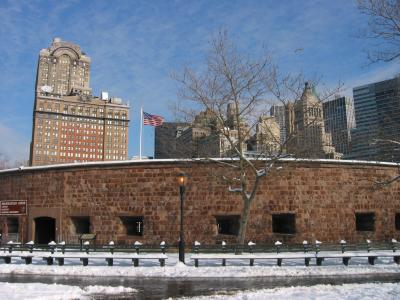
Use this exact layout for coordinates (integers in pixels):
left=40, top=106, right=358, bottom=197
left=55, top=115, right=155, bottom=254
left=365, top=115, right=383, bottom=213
left=0, top=253, right=34, bottom=265
left=191, top=240, right=400, bottom=267
left=315, top=239, right=400, bottom=266
left=191, top=241, right=315, bottom=267
left=0, top=252, right=167, bottom=266
left=41, top=241, right=168, bottom=266
left=0, top=240, right=168, bottom=267
left=41, top=253, right=168, bottom=267
left=315, top=250, right=400, bottom=266
left=191, top=252, right=315, bottom=267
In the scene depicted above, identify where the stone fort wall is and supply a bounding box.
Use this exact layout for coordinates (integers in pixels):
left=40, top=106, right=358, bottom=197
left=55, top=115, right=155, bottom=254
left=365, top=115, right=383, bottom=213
left=0, top=159, right=399, bottom=245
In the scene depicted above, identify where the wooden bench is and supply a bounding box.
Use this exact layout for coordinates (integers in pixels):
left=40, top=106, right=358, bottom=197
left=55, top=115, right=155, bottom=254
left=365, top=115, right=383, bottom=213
left=41, top=253, right=168, bottom=267
left=191, top=252, right=315, bottom=267
left=316, top=250, right=400, bottom=266
left=0, top=254, right=34, bottom=265
left=1, top=241, right=169, bottom=267
left=191, top=240, right=400, bottom=267
left=191, top=241, right=313, bottom=267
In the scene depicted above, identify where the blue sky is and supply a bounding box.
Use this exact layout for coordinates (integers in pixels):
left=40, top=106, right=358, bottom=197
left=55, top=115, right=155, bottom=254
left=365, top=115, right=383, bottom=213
left=0, top=0, right=398, bottom=162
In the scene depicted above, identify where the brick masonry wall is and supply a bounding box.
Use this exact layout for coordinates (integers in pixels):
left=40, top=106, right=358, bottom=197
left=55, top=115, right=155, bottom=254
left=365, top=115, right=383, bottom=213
left=0, top=160, right=399, bottom=245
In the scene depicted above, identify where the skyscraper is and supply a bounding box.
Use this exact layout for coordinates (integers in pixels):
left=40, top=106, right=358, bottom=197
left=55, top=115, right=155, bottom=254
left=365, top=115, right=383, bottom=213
left=348, top=76, right=400, bottom=161
left=270, top=105, right=286, bottom=145
left=288, top=82, right=340, bottom=159
left=29, top=38, right=130, bottom=166
left=323, top=96, right=355, bottom=156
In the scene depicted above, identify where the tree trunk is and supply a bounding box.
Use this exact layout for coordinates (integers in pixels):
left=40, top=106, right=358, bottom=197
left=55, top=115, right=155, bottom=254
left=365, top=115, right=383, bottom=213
left=236, top=197, right=251, bottom=253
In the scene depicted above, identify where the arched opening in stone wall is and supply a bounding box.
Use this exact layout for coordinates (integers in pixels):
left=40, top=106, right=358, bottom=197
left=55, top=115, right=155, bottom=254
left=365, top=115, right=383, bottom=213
left=34, top=217, right=56, bottom=244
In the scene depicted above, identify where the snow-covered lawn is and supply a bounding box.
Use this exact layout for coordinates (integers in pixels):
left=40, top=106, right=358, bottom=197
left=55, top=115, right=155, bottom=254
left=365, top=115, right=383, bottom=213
left=0, top=282, right=399, bottom=300
left=0, top=252, right=399, bottom=299
left=0, top=282, right=136, bottom=300
left=177, top=282, right=400, bottom=300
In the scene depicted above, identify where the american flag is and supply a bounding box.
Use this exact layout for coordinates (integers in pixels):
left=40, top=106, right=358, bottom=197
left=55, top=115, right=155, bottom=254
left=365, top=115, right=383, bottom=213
left=143, top=111, right=164, bottom=126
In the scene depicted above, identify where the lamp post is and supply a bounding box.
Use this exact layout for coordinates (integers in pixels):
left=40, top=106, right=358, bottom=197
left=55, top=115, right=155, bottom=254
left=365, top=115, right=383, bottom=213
left=177, top=172, right=187, bottom=263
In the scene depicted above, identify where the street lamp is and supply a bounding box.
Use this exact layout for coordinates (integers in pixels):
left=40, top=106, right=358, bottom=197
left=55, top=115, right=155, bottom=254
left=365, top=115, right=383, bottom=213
left=177, top=172, right=187, bottom=263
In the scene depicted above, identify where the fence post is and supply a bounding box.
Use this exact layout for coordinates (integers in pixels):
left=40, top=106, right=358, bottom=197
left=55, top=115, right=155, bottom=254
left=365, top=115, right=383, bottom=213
left=109, top=241, right=115, bottom=255
left=84, top=241, right=90, bottom=254
left=248, top=241, right=255, bottom=254
left=194, top=241, right=201, bottom=254
left=48, top=241, right=56, bottom=254
left=58, top=241, right=66, bottom=254
left=26, top=241, right=34, bottom=253
left=340, top=240, right=346, bottom=253
left=366, top=239, right=371, bottom=252
left=275, top=241, right=282, bottom=254
left=315, top=240, right=322, bottom=254
left=392, top=239, right=398, bottom=252
left=134, top=241, right=142, bottom=255
left=160, top=241, right=167, bottom=254
left=303, top=240, right=308, bottom=253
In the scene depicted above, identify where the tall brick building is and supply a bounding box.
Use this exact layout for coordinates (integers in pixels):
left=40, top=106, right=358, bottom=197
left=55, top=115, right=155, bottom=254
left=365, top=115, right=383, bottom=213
left=29, top=38, right=129, bottom=166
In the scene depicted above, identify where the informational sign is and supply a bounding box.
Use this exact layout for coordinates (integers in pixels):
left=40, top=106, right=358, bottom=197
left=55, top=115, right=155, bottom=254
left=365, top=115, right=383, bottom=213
left=0, top=200, right=27, bottom=215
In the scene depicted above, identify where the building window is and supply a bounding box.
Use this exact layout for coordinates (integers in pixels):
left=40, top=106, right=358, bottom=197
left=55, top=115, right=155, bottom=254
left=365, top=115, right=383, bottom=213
left=120, top=216, right=143, bottom=236
left=71, top=216, right=91, bottom=234
left=7, top=217, right=19, bottom=234
left=272, top=213, right=296, bottom=234
left=215, top=215, right=240, bottom=236
left=355, top=212, right=375, bottom=232
left=395, top=213, right=400, bottom=231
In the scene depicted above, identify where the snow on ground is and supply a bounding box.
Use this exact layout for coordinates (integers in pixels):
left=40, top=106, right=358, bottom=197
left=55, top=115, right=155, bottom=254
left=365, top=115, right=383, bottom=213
left=0, top=252, right=399, bottom=299
left=175, top=283, right=400, bottom=300
left=0, top=282, right=136, bottom=300
left=0, top=252, right=399, bottom=278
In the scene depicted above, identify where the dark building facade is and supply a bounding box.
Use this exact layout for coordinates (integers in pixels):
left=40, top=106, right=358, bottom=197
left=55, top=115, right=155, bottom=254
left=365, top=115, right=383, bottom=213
left=349, top=76, right=400, bottom=161
left=154, top=122, right=189, bottom=159
left=323, top=96, right=355, bottom=156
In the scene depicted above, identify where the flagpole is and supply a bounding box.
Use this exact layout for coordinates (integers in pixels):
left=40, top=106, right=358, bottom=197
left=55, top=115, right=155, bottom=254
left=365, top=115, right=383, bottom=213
left=139, top=106, right=143, bottom=160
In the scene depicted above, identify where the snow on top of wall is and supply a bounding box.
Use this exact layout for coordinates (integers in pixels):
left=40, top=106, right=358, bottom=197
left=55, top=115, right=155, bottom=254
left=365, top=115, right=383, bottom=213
left=0, top=157, right=398, bottom=174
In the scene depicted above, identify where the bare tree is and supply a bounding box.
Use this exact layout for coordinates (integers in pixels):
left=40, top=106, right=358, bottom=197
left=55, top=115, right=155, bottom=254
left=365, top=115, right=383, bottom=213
left=0, top=153, right=10, bottom=170
left=173, top=31, right=342, bottom=246
left=357, top=0, right=400, bottom=62
left=0, top=153, right=28, bottom=170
